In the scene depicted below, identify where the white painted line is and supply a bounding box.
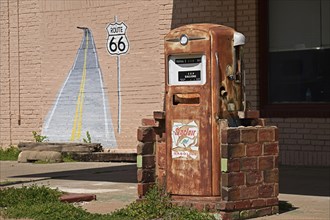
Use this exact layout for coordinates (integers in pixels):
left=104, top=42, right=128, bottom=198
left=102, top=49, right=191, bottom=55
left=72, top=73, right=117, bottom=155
left=98, top=68, right=110, bottom=140
left=89, top=29, right=112, bottom=142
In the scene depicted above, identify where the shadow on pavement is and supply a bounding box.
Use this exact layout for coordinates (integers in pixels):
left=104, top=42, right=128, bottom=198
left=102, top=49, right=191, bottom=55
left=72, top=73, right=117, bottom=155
left=7, top=164, right=330, bottom=196
left=10, top=164, right=137, bottom=183
left=279, top=165, right=330, bottom=197
left=278, top=200, right=298, bottom=214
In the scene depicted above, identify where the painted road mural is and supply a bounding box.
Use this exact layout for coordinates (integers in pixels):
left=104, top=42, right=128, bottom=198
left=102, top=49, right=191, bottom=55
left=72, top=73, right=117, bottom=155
left=42, top=28, right=117, bottom=148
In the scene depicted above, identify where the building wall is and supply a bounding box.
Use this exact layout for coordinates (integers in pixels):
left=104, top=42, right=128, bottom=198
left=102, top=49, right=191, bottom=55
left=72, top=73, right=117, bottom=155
left=0, top=0, right=173, bottom=148
left=0, top=0, right=42, bottom=146
left=268, top=118, right=330, bottom=166
left=0, top=0, right=329, bottom=166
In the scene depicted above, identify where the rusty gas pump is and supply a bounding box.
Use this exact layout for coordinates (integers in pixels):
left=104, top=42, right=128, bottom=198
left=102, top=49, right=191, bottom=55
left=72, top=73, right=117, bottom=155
left=137, top=24, right=279, bottom=219
left=165, top=24, right=245, bottom=196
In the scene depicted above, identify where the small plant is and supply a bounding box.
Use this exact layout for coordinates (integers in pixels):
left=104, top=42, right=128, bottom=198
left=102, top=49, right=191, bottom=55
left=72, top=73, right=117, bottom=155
left=0, top=146, right=20, bottom=161
left=111, top=185, right=215, bottom=220
left=32, top=131, right=48, bottom=142
left=62, top=153, right=77, bottom=162
left=83, top=131, right=92, bottom=143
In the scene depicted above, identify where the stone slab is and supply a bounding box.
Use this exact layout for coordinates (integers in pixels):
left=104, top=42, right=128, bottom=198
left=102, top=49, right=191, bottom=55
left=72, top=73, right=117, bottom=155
left=69, top=152, right=137, bottom=162
left=18, top=151, right=62, bottom=163
left=18, top=142, right=102, bottom=153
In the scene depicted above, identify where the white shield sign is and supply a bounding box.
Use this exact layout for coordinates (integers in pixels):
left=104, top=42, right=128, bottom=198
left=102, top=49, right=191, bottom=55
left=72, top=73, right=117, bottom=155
left=106, top=22, right=129, bottom=55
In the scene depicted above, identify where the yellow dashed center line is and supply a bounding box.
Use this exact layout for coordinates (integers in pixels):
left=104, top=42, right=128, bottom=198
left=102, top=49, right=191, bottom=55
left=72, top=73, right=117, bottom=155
left=71, top=32, right=89, bottom=141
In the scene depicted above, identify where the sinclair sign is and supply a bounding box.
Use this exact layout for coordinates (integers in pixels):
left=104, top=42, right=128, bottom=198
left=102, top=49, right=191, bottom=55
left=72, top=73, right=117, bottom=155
left=171, top=120, right=200, bottom=160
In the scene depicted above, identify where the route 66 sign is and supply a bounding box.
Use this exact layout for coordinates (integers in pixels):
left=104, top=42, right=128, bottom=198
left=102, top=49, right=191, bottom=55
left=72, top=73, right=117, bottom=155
left=106, top=22, right=129, bottom=55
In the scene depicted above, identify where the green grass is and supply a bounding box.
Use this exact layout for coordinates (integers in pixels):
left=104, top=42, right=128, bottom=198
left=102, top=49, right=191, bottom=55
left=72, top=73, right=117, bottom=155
left=0, top=185, right=215, bottom=220
left=0, top=146, right=20, bottom=161
left=62, top=153, right=77, bottom=162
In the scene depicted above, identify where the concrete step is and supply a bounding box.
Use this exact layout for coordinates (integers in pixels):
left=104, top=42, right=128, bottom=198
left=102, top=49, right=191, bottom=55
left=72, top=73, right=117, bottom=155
left=18, top=142, right=102, bottom=153
left=68, top=152, right=137, bottom=162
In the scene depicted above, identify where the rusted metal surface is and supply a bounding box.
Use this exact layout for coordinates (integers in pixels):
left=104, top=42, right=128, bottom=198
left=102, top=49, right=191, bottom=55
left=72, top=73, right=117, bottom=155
left=164, top=24, right=244, bottom=196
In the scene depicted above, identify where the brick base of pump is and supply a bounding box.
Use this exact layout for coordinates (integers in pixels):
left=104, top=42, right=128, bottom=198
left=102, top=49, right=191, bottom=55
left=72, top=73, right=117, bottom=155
left=136, top=111, right=279, bottom=220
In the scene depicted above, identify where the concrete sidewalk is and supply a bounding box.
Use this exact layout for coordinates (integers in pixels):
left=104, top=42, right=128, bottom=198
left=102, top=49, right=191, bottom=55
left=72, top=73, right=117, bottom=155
left=0, top=161, right=137, bottom=214
left=0, top=161, right=329, bottom=219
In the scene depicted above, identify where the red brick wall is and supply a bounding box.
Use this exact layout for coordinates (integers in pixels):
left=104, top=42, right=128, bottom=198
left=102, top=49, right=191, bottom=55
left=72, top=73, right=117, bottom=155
left=1, top=0, right=329, bottom=166
left=136, top=111, right=166, bottom=197
left=136, top=115, right=279, bottom=219
left=219, top=120, right=279, bottom=219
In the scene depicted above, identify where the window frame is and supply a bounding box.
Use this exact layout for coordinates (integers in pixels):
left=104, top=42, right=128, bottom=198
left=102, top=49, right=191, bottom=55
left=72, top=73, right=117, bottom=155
left=258, top=0, right=330, bottom=118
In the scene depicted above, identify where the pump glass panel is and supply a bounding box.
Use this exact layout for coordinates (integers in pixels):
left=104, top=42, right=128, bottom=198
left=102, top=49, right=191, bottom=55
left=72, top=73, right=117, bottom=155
left=168, top=55, right=206, bottom=85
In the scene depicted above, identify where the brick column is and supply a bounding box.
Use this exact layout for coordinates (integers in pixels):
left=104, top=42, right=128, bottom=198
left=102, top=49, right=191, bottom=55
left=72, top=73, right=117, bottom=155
left=137, top=111, right=166, bottom=198
left=219, top=119, right=279, bottom=220
left=136, top=114, right=279, bottom=220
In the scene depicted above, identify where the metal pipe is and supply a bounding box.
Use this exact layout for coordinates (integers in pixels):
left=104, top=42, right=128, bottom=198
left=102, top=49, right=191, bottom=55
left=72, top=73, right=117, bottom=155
left=17, top=0, right=21, bottom=125
left=7, top=0, right=12, bottom=144
left=220, top=86, right=228, bottom=98
left=115, top=16, right=121, bottom=133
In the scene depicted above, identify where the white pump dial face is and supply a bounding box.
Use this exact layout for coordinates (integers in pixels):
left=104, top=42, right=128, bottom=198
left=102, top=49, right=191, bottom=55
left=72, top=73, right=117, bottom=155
left=168, top=55, right=206, bottom=86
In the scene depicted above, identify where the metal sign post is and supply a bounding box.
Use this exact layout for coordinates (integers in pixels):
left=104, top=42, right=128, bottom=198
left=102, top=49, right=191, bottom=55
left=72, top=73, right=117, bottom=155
left=106, top=16, right=129, bottom=133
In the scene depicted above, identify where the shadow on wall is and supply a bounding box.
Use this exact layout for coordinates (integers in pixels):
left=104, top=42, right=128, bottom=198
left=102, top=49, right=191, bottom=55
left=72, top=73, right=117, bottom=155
left=279, top=165, right=330, bottom=197
left=171, top=0, right=231, bottom=29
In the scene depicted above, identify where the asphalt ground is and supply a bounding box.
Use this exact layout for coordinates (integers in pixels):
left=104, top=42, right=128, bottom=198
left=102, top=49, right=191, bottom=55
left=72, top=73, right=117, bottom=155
left=0, top=161, right=329, bottom=219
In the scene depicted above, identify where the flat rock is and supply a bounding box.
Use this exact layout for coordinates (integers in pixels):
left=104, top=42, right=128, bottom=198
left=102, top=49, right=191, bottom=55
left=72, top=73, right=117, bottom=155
left=18, top=142, right=102, bottom=153
left=18, top=150, right=62, bottom=163
left=69, top=152, right=137, bottom=162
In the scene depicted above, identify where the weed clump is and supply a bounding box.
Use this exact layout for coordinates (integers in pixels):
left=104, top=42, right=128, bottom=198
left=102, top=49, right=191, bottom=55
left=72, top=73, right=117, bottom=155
left=32, top=131, right=48, bottom=142
left=111, top=186, right=215, bottom=220
left=0, top=146, right=20, bottom=161
left=0, top=185, right=100, bottom=220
